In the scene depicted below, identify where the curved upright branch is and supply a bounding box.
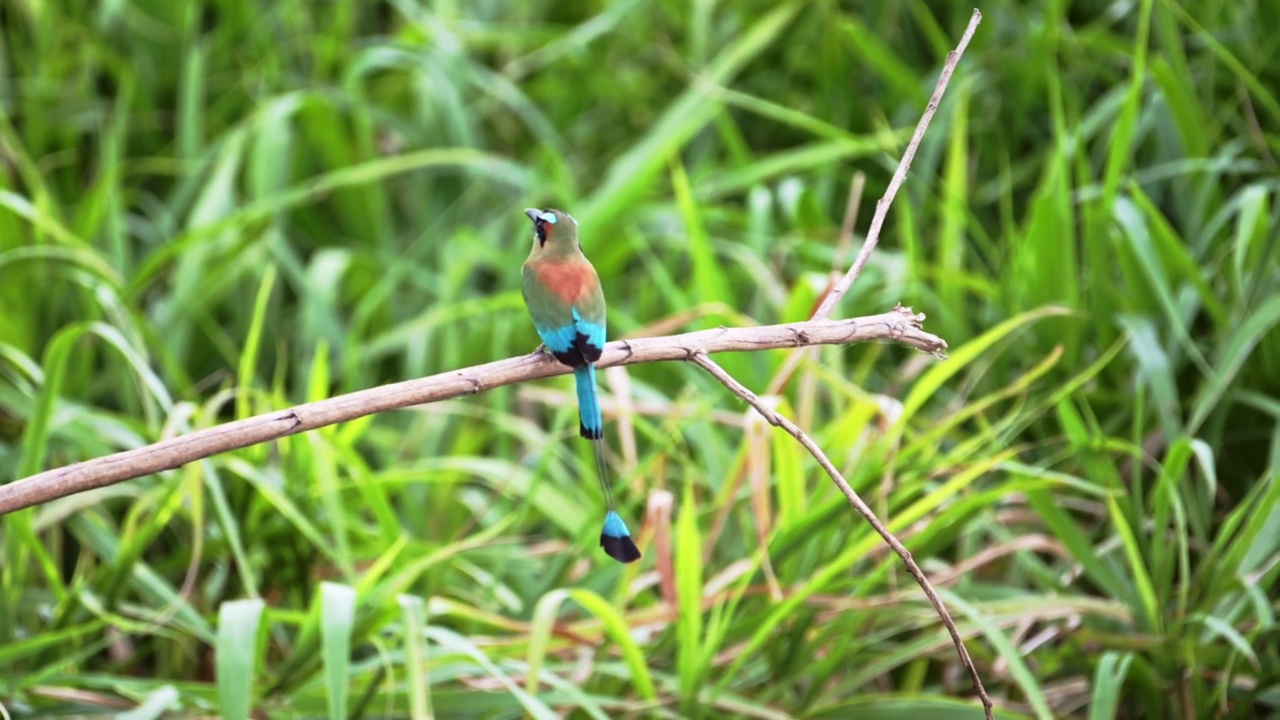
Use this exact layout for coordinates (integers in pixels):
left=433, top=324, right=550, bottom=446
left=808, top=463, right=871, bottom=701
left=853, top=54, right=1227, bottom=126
left=812, top=9, right=983, bottom=320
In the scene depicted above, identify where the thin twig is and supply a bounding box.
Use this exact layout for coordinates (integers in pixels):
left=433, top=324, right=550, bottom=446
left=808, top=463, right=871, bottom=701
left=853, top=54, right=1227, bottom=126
left=832, top=170, right=866, bottom=276
left=698, top=9, right=991, bottom=716
left=812, top=9, right=982, bottom=321
left=765, top=169, right=866, bottom=398
left=0, top=307, right=944, bottom=516
left=689, top=351, right=994, bottom=719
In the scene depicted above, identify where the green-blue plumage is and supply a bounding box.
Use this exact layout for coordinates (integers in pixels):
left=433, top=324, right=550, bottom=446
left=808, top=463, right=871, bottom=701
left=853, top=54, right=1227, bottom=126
left=521, top=207, right=641, bottom=564
left=573, top=365, right=602, bottom=439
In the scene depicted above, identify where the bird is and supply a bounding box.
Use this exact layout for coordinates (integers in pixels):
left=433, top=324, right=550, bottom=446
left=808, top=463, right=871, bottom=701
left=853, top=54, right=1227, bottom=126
left=520, top=207, right=642, bottom=563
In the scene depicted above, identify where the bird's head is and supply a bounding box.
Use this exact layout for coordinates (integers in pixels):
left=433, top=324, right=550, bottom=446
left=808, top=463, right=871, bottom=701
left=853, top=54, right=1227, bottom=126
left=524, top=208, right=579, bottom=251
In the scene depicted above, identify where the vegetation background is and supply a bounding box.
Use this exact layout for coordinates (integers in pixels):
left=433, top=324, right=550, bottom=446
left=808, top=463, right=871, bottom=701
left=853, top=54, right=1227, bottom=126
left=1, top=0, right=1278, bottom=718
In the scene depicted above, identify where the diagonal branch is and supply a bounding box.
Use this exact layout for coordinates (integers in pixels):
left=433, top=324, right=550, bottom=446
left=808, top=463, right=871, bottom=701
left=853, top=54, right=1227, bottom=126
left=812, top=9, right=983, bottom=321
left=0, top=307, right=944, bottom=516
left=689, top=351, right=994, bottom=720
left=709, top=9, right=991, bottom=717
left=2, top=14, right=990, bottom=718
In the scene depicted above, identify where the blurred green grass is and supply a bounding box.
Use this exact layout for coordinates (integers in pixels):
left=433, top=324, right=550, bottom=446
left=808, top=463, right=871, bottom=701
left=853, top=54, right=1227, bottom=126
left=1, top=1, right=1278, bottom=718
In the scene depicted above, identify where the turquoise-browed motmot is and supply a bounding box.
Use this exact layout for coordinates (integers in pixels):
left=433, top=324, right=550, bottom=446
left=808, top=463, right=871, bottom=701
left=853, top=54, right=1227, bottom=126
left=520, top=208, right=641, bottom=563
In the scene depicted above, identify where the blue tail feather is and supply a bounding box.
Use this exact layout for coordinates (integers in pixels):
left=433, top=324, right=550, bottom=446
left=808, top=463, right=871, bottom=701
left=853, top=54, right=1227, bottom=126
left=573, top=364, right=642, bottom=563
left=574, top=365, right=603, bottom=439
left=601, top=511, right=641, bottom=563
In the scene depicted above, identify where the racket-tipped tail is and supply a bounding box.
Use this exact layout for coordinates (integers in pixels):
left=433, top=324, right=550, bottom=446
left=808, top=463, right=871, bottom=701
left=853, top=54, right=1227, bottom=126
left=600, top=511, right=642, bottom=563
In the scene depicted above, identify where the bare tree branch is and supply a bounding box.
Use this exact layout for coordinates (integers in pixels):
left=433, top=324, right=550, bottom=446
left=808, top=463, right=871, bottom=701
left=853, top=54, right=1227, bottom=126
left=2, top=12, right=992, bottom=719
left=0, top=307, right=943, bottom=516
left=812, top=9, right=983, bottom=321
left=690, top=9, right=993, bottom=718
left=689, top=351, right=994, bottom=719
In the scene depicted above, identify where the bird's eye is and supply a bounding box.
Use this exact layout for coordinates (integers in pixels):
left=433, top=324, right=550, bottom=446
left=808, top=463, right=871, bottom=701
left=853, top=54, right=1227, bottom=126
left=540, top=211, right=557, bottom=224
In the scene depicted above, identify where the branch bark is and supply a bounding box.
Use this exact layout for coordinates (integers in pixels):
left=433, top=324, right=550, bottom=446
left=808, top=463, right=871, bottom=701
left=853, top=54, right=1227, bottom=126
left=812, top=9, right=983, bottom=321
left=697, top=9, right=993, bottom=717
left=690, top=350, right=993, bottom=718
left=2, top=9, right=992, bottom=719
left=0, top=307, right=943, bottom=515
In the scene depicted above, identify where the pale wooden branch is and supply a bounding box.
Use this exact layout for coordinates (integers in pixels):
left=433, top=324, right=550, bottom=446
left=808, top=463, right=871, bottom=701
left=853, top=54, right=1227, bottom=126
left=0, top=307, right=944, bottom=516
left=3, top=14, right=992, bottom=719
left=689, top=351, right=994, bottom=719
left=696, top=9, right=993, bottom=718
left=812, top=9, right=982, bottom=321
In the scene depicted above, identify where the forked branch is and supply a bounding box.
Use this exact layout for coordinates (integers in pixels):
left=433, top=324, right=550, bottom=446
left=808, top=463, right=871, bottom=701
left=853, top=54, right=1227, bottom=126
left=0, top=8, right=990, bottom=719
left=696, top=8, right=993, bottom=717
left=0, top=309, right=943, bottom=515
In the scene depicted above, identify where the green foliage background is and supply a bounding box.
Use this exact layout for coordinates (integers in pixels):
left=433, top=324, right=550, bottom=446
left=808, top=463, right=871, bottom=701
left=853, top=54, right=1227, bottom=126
left=1, top=0, right=1278, bottom=718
